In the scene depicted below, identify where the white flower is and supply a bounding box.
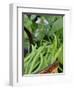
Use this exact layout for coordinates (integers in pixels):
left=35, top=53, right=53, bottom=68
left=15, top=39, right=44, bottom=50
left=35, top=18, right=41, bottom=24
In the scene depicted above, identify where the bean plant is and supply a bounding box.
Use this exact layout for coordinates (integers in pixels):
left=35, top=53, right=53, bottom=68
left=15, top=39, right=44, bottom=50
left=23, top=14, right=63, bottom=74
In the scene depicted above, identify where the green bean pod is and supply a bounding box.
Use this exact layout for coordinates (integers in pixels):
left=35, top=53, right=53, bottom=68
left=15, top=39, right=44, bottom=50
left=28, top=46, right=45, bottom=74
left=32, top=53, right=44, bottom=74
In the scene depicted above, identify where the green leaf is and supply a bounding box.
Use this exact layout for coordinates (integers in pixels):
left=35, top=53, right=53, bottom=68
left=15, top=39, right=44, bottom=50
left=51, top=17, right=63, bottom=32
left=24, top=15, right=32, bottom=31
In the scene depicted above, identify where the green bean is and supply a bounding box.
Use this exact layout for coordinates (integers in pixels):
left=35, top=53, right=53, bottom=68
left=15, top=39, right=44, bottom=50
left=28, top=46, right=45, bottom=74
left=44, top=54, right=48, bottom=66
left=24, top=45, right=46, bottom=74
left=51, top=45, right=62, bottom=64
left=25, top=57, right=40, bottom=74
left=31, top=51, right=46, bottom=73
left=24, top=49, right=39, bottom=73
left=24, top=54, right=35, bottom=74
left=24, top=45, right=37, bottom=62
left=44, top=44, right=53, bottom=65
left=39, top=44, right=54, bottom=70
left=38, top=53, right=48, bottom=72
left=32, top=53, right=44, bottom=74
left=24, top=50, right=36, bottom=65
left=32, top=61, right=40, bottom=72
left=25, top=62, right=31, bottom=74
left=24, top=38, right=60, bottom=74
left=54, top=45, right=62, bottom=60
left=47, top=35, right=57, bottom=64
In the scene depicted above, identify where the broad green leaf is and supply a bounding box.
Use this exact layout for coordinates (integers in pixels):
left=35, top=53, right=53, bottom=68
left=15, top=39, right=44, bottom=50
left=51, top=17, right=63, bottom=32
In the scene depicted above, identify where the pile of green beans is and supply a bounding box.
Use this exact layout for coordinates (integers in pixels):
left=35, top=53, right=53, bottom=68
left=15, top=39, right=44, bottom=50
left=24, top=35, right=62, bottom=74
